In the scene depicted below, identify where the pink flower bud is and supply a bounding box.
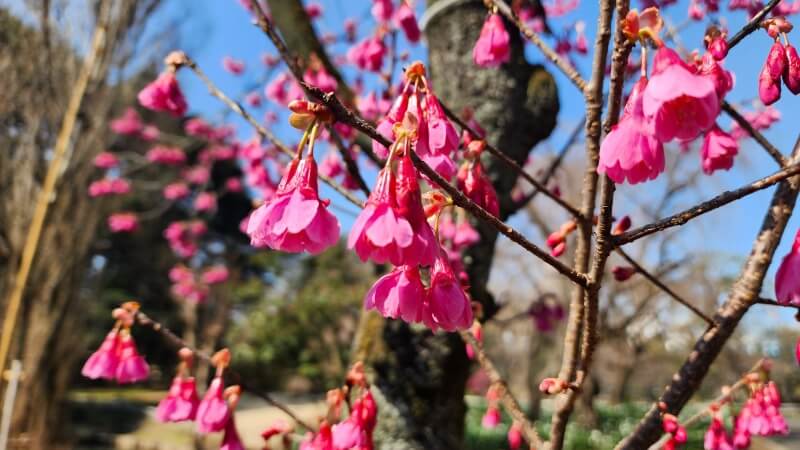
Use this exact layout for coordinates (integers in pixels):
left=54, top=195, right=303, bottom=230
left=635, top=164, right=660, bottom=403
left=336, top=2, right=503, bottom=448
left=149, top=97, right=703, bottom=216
left=612, top=266, right=636, bottom=281
left=783, top=44, right=800, bottom=95
left=765, top=42, right=787, bottom=81
left=708, top=37, right=729, bottom=61
left=759, top=67, right=782, bottom=105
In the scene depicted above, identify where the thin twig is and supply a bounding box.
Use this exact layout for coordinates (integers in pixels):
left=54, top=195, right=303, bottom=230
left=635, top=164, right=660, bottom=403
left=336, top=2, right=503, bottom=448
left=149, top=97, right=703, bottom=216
left=490, top=0, right=588, bottom=92
left=615, top=248, right=715, bottom=325
left=755, top=297, right=800, bottom=308
left=460, top=330, right=543, bottom=449
left=721, top=101, right=786, bottom=167
left=182, top=57, right=366, bottom=208
left=330, top=128, right=371, bottom=196
left=614, top=162, right=800, bottom=246
left=134, top=310, right=316, bottom=431
left=439, top=103, right=584, bottom=219
left=726, top=0, right=781, bottom=49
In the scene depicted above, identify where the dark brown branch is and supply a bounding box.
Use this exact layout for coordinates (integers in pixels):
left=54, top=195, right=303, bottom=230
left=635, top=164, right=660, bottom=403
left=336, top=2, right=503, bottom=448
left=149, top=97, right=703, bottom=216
left=249, top=6, right=590, bottom=287
left=134, top=310, right=316, bottom=431
left=614, top=162, right=800, bottom=246
left=755, top=297, right=800, bottom=308
left=615, top=248, right=715, bottom=325
left=726, top=0, right=781, bottom=49
left=721, top=101, right=786, bottom=167
left=490, top=0, right=588, bottom=92
left=439, top=103, right=584, bottom=219
left=460, top=330, right=543, bottom=449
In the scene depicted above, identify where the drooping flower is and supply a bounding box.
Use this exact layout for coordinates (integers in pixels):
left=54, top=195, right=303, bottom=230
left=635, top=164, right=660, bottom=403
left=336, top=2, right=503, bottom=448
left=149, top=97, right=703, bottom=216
left=299, top=421, right=334, bottom=450
left=371, top=0, right=393, bottom=22
left=508, top=422, right=524, bottom=450
left=774, top=229, right=800, bottom=306
left=222, top=56, right=245, bottom=75
left=643, top=47, right=719, bottom=142
left=108, top=213, right=139, bottom=233
left=348, top=168, right=414, bottom=265
left=331, top=390, right=376, bottom=450
left=115, top=330, right=150, bottom=384
left=457, top=159, right=500, bottom=216
left=735, top=381, right=789, bottom=437
left=481, top=405, right=502, bottom=429
left=364, top=265, right=425, bottom=323
left=196, top=357, right=231, bottom=433
left=156, top=376, right=200, bottom=423
left=704, top=415, right=734, bottom=450
left=599, top=77, right=665, bottom=184
left=94, top=151, right=119, bottom=169
left=701, top=125, right=738, bottom=174
left=425, top=250, right=473, bottom=331
left=473, top=14, right=511, bottom=68
left=193, top=192, right=217, bottom=213
left=395, top=152, right=439, bottom=266
left=110, top=107, right=143, bottom=135
left=393, top=3, right=421, bottom=42
left=163, top=182, right=191, bottom=200
left=81, top=331, right=120, bottom=380
left=147, top=146, right=187, bottom=165
left=347, top=35, right=386, bottom=72
left=662, top=414, right=688, bottom=450
left=138, top=72, right=188, bottom=117
left=247, top=156, right=340, bottom=254
left=220, top=415, right=245, bottom=450
left=202, top=265, right=229, bottom=284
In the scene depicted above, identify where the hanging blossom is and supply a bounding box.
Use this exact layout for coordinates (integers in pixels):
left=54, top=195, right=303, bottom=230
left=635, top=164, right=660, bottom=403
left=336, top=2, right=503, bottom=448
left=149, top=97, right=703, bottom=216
left=156, top=347, right=200, bottom=423
left=147, top=145, right=187, bottom=166
left=372, top=62, right=460, bottom=182
left=757, top=17, right=798, bottom=105
left=481, top=385, right=502, bottom=429
left=528, top=294, right=565, bottom=332
left=108, top=212, right=139, bottom=233
left=246, top=101, right=340, bottom=254
left=704, top=412, right=734, bottom=450
left=94, top=151, right=119, bottom=169
left=138, top=51, right=188, bottom=117
left=110, top=107, right=143, bottom=135
left=774, top=228, right=800, bottom=306
left=89, top=178, right=131, bottom=197
left=473, top=12, right=511, bottom=68
left=196, top=349, right=233, bottom=434
left=662, top=413, right=687, bottom=450
left=457, top=141, right=499, bottom=216
left=82, top=302, right=149, bottom=384
left=734, top=379, right=789, bottom=439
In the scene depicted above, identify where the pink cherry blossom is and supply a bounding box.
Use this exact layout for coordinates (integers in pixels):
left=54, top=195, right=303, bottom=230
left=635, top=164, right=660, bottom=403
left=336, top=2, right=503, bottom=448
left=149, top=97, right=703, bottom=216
left=221, top=416, right=245, bottom=450
left=425, top=250, right=474, bottom=331
left=185, top=117, right=215, bottom=138
left=222, top=56, right=245, bottom=75
left=735, top=381, right=789, bottom=437
left=371, top=0, right=393, bottom=22
left=704, top=416, right=734, bottom=450
left=299, top=421, right=334, bottom=450
left=364, top=265, right=425, bottom=323
left=93, top=152, right=119, bottom=169
left=481, top=406, right=501, bottom=429
left=110, top=107, right=143, bottom=135
left=147, top=146, right=187, bottom=165
left=473, top=14, right=511, bottom=68
left=108, top=213, right=139, bottom=233
left=348, top=168, right=414, bottom=265
left=156, top=376, right=199, bottom=422
left=183, top=166, right=211, bottom=185
left=347, top=35, right=387, bottom=72
left=701, top=125, right=738, bottom=174
left=115, top=331, right=149, bottom=384
left=304, top=67, right=337, bottom=93
left=193, top=192, right=217, bottom=213
left=396, top=153, right=439, bottom=266
left=320, top=149, right=344, bottom=178
left=202, top=265, right=229, bottom=284
left=247, top=157, right=340, bottom=254
left=245, top=91, right=262, bottom=107
left=225, top=177, right=243, bottom=193
left=138, top=72, right=188, bottom=117
left=599, top=77, right=665, bottom=184
left=457, top=161, right=499, bottom=216
left=169, top=264, right=193, bottom=283
left=89, top=178, right=131, bottom=197
left=196, top=377, right=230, bottom=433
left=643, top=47, right=719, bottom=142
left=393, top=3, right=421, bottom=43
left=698, top=53, right=734, bottom=100
left=81, top=331, right=120, bottom=380
left=775, top=229, right=800, bottom=306
left=139, top=124, right=160, bottom=141
left=163, top=182, right=191, bottom=200
left=508, top=422, right=524, bottom=450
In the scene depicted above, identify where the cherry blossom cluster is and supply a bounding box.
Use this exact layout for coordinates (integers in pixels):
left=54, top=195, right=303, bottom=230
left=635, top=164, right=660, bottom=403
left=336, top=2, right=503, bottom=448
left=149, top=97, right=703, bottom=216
left=477, top=384, right=527, bottom=450
left=758, top=16, right=800, bottom=105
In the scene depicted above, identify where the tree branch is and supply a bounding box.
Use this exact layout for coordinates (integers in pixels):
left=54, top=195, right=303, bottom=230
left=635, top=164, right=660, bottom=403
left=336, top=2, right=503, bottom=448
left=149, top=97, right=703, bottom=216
left=615, top=248, right=715, bottom=325
left=726, top=0, right=781, bottom=50
left=613, top=162, right=800, bottom=246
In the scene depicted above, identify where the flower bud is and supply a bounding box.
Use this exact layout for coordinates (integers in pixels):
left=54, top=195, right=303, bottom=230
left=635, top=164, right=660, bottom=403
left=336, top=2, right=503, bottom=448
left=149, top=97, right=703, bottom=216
left=612, top=266, right=636, bottom=281
left=759, top=67, right=782, bottom=105
left=783, top=44, right=800, bottom=94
